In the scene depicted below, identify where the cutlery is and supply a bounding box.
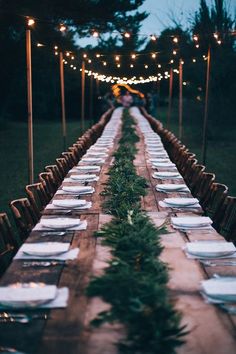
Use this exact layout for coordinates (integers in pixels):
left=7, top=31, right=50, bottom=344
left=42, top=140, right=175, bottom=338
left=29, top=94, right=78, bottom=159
left=22, top=261, right=64, bottom=267
left=41, top=231, right=66, bottom=236
left=200, top=260, right=236, bottom=267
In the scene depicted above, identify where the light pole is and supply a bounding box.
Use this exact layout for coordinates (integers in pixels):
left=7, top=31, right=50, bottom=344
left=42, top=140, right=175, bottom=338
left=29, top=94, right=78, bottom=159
left=26, top=18, right=34, bottom=184
left=178, top=59, right=183, bottom=140
left=59, top=52, right=67, bottom=151
left=202, top=46, right=211, bottom=165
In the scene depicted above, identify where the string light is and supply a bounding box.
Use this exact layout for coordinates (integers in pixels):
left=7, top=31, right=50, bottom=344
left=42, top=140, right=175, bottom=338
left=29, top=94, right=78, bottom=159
left=151, top=53, right=156, bottom=59
left=54, top=46, right=58, bottom=50
left=170, top=59, right=174, bottom=64
left=193, top=35, right=198, bottom=41
left=144, top=64, right=148, bottom=69
left=131, top=54, right=136, bottom=59
left=214, top=33, right=218, bottom=39
left=173, top=50, right=177, bottom=55
left=92, top=31, right=99, bottom=38
left=217, top=40, right=222, bottom=45
left=71, top=56, right=75, bottom=60
left=150, top=35, right=157, bottom=41
left=55, top=51, right=58, bottom=56
left=115, top=55, right=120, bottom=61
left=96, top=54, right=101, bottom=58
left=124, top=32, right=131, bottom=38
left=117, top=64, right=121, bottom=68
left=195, top=44, right=200, bottom=48
left=192, top=58, right=196, bottom=63
left=27, top=18, right=35, bottom=27
left=103, top=61, right=107, bottom=66
left=66, top=52, right=70, bottom=57
left=37, top=43, right=44, bottom=47
left=59, top=24, right=66, bottom=32
left=158, top=64, right=161, bottom=68
left=88, top=59, right=92, bottom=63
left=130, top=64, right=134, bottom=68
left=173, top=37, right=178, bottom=43
left=83, top=54, right=87, bottom=58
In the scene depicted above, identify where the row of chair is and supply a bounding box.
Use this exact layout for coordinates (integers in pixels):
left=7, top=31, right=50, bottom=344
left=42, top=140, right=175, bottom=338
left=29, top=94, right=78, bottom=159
left=140, top=107, right=236, bottom=243
left=0, top=109, right=113, bottom=276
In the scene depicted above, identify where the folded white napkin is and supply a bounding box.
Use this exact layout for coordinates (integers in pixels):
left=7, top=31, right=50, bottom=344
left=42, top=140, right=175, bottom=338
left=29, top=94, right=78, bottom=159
left=56, top=186, right=95, bottom=195
left=74, top=165, right=101, bottom=172
left=159, top=200, right=200, bottom=209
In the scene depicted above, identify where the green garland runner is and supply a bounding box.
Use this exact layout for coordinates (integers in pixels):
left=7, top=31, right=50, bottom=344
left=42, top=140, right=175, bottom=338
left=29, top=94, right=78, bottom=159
left=87, top=109, right=186, bottom=354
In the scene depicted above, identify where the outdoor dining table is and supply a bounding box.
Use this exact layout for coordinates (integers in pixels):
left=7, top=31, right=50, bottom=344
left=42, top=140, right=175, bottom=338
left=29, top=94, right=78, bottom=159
left=0, top=119, right=235, bottom=354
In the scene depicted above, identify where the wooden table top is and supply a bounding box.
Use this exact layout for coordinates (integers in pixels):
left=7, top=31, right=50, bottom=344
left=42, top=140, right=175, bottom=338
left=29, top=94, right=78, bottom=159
left=0, top=122, right=235, bottom=354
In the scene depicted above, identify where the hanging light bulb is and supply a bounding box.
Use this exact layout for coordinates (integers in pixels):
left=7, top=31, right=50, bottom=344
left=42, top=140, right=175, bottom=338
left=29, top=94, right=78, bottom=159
left=217, top=40, right=222, bottom=45
left=158, top=64, right=161, bottom=68
left=88, top=59, right=92, bottom=63
left=59, top=24, right=67, bottom=32
left=115, top=55, right=120, bottom=61
left=144, top=64, right=148, bottom=69
left=195, top=44, right=200, bottom=48
left=214, top=33, right=218, bottom=39
left=124, top=32, right=131, bottom=38
left=173, top=50, right=177, bottom=55
left=131, top=54, right=136, bottom=59
left=54, top=46, right=58, bottom=50
left=96, top=54, right=101, bottom=58
left=83, top=54, right=87, bottom=58
left=150, top=34, right=157, bottom=41
left=192, top=58, right=196, bottom=63
left=27, top=18, right=35, bottom=27
left=103, top=61, right=107, bottom=66
left=92, top=31, right=99, bottom=38
left=66, top=52, right=70, bottom=57
left=193, top=35, right=198, bottom=41
left=151, top=53, right=156, bottom=59
left=37, top=43, right=44, bottom=47
left=130, top=64, right=134, bottom=68
left=117, top=64, right=121, bottom=68
left=71, top=56, right=75, bottom=60
left=173, top=37, right=178, bottom=43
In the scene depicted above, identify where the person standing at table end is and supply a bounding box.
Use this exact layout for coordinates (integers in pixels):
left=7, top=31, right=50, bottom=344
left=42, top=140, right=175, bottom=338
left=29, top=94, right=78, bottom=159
left=120, top=91, right=133, bottom=108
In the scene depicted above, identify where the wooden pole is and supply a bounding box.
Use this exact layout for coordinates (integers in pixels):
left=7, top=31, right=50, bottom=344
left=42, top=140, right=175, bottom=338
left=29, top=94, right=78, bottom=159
left=59, top=52, right=67, bottom=151
left=26, top=28, right=34, bottom=184
left=179, top=59, right=183, bottom=140
left=167, top=67, right=173, bottom=129
left=89, top=74, right=93, bottom=124
left=81, top=60, right=85, bottom=132
left=202, top=46, right=211, bottom=165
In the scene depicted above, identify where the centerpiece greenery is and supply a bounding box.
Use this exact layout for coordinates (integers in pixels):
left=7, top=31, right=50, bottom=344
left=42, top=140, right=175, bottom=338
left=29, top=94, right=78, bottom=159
left=87, top=109, right=186, bottom=353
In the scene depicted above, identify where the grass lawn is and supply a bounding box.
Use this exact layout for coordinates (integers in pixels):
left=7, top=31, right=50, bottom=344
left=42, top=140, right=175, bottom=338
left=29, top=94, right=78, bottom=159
left=0, top=118, right=92, bottom=218
left=156, top=99, right=236, bottom=196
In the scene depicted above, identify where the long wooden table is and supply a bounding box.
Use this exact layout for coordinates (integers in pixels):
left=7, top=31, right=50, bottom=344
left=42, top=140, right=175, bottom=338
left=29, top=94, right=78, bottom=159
left=0, top=116, right=235, bottom=354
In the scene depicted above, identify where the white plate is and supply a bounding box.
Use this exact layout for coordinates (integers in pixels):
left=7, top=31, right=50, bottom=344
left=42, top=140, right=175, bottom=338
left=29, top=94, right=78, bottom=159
left=186, top=241, right=236, bottom=257
left=156, top=184, right=189, bottom=192
left=0, top=283, right=57, bottom=308
left=201, top=278, right=236, bottom=301
left=164, top=198, right=199, bottom=207
left=62, top=186, right=93, bottom=193
left=70, top=174, right=97, bottom=181
left=171, top=216, right=212, bottom=228
left=52, top=199, right=87, bottom=208
left=22, top=242, right=70, bottom=256
left=40, top=218, right=81, bottom=229
left=75, top=165, right=100, bottom=172
left=153, top=162, right=176, bottom=168
left=153, top=171, right=181, bottom=178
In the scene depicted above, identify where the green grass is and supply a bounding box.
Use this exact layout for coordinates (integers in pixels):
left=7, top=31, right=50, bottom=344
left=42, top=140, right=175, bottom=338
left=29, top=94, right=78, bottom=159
left=155, top=99, right=236, bottom=196
left=0, top=119, right=92, bottom=217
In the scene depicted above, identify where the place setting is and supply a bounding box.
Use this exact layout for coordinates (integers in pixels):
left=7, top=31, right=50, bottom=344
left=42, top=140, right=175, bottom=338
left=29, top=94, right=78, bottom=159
left=155, top=183, right=190, bottom=194
left=0, top=282, right=69, bottom=312
left=45, top=199, right=92, bottom=213
left=56, top=185, right=95, bottom=196
left=32, top=217, right=87, bottom=232
left=171, top=216, right=213, bottom=231
left=159, top=197, right=201, bottom=211
left=152, top=171, right=183, bottom=180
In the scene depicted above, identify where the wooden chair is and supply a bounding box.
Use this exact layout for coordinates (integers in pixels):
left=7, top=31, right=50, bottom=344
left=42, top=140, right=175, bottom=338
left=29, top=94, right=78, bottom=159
left=56, top=158, right=70, bottom=177
left=25, top=183, right=50, bottom=216
left=61, top=151, right=77, bottom=168
left=218, top=197, right=236, bottom=242
left=0, top=213, right=19, bottom=274
left=183, top=158, right=198, bottom=184
left=193, top=173, right=215, bottom=205
left=39, top=172, right=57, bottom=197
left=187, top=164, right=205, bottom=191
left=10, top=198, right=39, bottom=241
left=203, top=183, right=228, bottom=220
left=45, top=165, right=63, bottom=186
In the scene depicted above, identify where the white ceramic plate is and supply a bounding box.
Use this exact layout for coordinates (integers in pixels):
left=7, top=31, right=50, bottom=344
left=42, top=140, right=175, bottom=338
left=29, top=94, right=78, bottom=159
left=0, top=283, right=57, bottom=308
left=22, top=242, right=70, bottom=256
left=156, top=184, right=188, bottom=192
left=154, top=171, right=181, bottom=178
left=62, top=186, right=93, bottom=193
left=40, top=218, right=81, bottom=229
left=70, top=174, right=97, bottom=181
left=171, top=216, right=212, bottom=228
left=52, top=199, right=87, bottom=208
left=164, top=198, right=199, bottom=207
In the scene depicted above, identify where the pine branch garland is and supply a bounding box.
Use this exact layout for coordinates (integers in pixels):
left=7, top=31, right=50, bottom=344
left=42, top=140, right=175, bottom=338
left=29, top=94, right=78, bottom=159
left=87, top=109, right=187, bottom=353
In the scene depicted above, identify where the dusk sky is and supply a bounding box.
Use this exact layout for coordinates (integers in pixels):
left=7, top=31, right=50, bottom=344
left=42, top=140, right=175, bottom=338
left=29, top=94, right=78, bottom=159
left=79, top=0, right=235, bottom=47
